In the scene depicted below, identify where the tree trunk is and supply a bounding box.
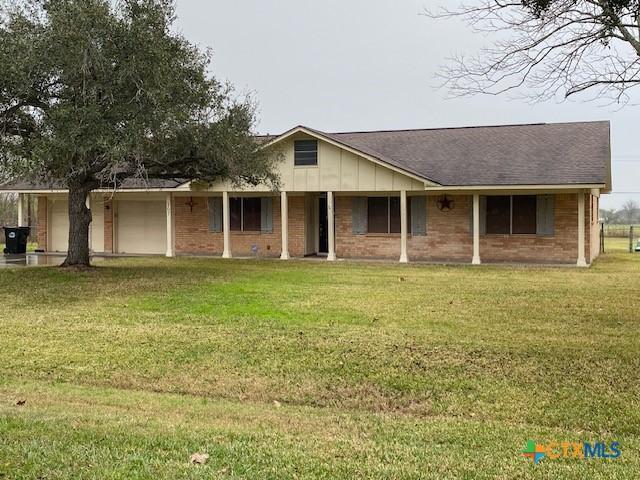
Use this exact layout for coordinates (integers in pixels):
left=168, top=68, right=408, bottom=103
left=61, top=184, right=92, bottom=268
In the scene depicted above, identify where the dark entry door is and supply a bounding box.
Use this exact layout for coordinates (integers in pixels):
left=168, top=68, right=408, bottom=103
left=318, top=196, right=328, bottom=254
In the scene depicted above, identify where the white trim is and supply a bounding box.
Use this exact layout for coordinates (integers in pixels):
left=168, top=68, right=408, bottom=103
left=280, top=191, right=289, bottom=260
left=472, top=194, right=481, bottom=265
left=86, top=195, right=92, bottom=251
left=327, top=191, right=336, bottom=261
left=165, top=193, right=174, bottom=258
left=4, top=182, right=606, bottom=196
left=425, top=184, right=605, bottom=192
left=577, top=192, right=587, bottom=267
left=222, top=191, right=231, bottom=258
left=17, top=193, right=24, bottom=227
left=399, top=190, right=408, bottom=263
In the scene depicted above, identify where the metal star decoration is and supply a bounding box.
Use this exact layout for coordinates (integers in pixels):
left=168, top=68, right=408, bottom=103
left=436, top=195, right=454, bottom=211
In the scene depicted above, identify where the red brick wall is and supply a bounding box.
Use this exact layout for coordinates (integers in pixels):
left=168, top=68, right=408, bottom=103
left=413, top=195, right=473, bottom=262
left=337, top=193, right=588, bottom=264
left=336, top=195, right=472, bottom=261
left=36, top=196, right=47, bottom=250
left=172, top=192, right=590, bottom=264
left=479, top=193, right=580, bottom=264
left=288, top=196, right=306, bottom=257
left=174, top=195, right=305, bottom=258
left=335, top=196, right=399, bottom=259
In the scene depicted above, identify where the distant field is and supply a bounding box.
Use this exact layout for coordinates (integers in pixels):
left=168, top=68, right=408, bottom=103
left=605, top=236, right=639, bottom=253
left=0, top=253, right=638, bottom=478
left=603, top=224, right=640, bottom=238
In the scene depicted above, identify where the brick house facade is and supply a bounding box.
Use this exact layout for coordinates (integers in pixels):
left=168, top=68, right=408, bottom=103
left=10, top=121, right=611, bottom=266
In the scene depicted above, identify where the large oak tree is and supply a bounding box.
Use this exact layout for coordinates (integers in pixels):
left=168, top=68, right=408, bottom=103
left=0, top=0, right=277, bottom=267
left=428, top=0, right=640, bottom=104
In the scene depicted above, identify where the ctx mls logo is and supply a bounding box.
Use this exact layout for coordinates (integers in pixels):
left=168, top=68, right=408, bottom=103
left=522, top=440, right=621, bottom=464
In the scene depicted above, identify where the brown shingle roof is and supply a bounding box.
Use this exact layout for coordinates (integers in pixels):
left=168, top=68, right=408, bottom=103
left=0, top=121, right=611, bottom=191
left=321, top=121, right=610, bottom=187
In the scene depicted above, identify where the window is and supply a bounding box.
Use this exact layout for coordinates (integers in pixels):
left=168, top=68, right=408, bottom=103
left=512, top=196, right=537, bottom=234
left=368, top=197, right=389, bottom=233
left=367, top=197, right=410, bottom=234
left=230, top=197, right=262, bottom=232
left=486, top=196, right=510, bottom=234
left=486, top=195, right=537, bottom=235
left=294, top=140, right=318, bottom=166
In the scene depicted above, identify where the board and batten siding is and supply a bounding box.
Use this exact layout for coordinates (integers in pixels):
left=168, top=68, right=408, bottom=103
left=199, top=134, right=426, bottom=193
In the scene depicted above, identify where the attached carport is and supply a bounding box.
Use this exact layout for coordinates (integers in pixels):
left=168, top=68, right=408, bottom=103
left=1, top=179, right=184, bottom=257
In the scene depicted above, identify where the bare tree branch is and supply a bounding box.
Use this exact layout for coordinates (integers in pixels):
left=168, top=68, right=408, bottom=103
left=426, top=0, right=640, bottom=104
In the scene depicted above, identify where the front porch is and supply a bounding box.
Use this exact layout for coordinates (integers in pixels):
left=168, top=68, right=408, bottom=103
left=166, top=190, right=596, bottom=266
left=26, top=188, right=597, bottom=266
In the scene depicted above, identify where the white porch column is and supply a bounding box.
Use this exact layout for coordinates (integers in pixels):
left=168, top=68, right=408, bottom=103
left=327, top=191, right=336, bottom=261
left=280, top=191, right=290, bottom=260
left=472, top=194, right=481, bottom=265
left=17, top=193, right=24, bottom=227
left=165, top=193, right=174, bottom=257
left=399, top=190, right=408, bottom=263
left=577, top=191, right=587, bottom=267
left=86, top=194, right=92, bottom=251
left=222, top=191, right=231, bottom=258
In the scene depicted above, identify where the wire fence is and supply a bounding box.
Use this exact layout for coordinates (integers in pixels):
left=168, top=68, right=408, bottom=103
left=602, top=224, right=640, bottom=253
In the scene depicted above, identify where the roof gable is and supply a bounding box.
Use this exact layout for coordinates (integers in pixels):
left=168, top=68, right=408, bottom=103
left=265, top=121, right=611, bottom=189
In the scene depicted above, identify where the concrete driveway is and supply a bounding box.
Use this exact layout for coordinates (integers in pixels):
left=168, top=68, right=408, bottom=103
left=0, top=254, right=65, bottom=268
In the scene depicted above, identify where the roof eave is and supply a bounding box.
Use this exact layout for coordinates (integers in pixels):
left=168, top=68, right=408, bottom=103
left=424, top=183, right=607, bottom=192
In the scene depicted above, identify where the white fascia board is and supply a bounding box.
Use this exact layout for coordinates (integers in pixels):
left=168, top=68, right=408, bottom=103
left=425, top=184, right=606, bottom=192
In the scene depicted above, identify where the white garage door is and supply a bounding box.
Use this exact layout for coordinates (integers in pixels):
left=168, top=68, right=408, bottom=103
left=90, top=196, right=105, bottom=253
left=49, top=199, right=69, bottom=252
left=116, top=200, right=166, bottom=254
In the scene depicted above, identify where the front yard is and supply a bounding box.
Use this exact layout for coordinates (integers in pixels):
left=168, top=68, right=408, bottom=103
left=0, top=251, right=639, bottom=478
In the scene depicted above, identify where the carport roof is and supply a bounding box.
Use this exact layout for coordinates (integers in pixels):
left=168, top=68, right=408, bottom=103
left=0, top=178, right=188, bottom=191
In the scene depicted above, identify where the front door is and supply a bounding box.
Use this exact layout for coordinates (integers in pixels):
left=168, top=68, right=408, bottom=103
left=318, top=196, right=328, bottom=254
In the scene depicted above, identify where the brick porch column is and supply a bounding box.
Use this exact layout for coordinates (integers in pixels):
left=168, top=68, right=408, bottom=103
left=222, top=191, right=231, bottom=258
left=327, top=191, right=336, bottom=261
left=472, top=194, right=481, bottom=265
left=399, top=190, right=408, bottom=263
left=577, top=191, right=587, bottom=267
left=280, top=191, right=289, bottom=260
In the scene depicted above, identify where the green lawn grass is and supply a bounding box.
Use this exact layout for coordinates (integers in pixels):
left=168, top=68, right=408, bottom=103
left=1, top=253, right=639, bottom=478
left=606, top=236, right=638, bottom=253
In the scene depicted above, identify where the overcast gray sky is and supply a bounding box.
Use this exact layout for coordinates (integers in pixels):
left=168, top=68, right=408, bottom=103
left=175, top=0, right=638, bottom=209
